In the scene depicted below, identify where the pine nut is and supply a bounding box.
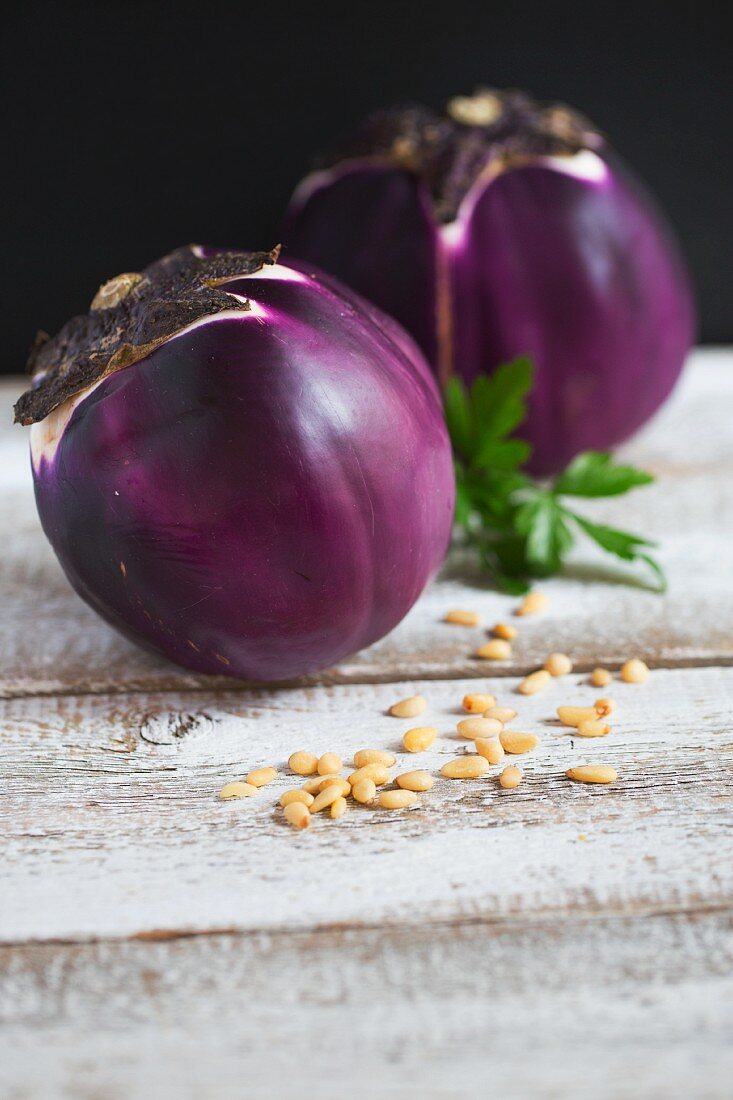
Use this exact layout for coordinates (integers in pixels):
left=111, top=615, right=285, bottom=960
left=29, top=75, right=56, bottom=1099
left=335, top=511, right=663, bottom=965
left=595, top=698, right=616, bottom=717
left=491, top=622, right=517, bottom=640
left=396, top=770, right=434, bottom=792
left=515, top=591, right=548, bottom=616
left=445, top=609, right=481, bottom=626
left=621, top=658, right=649, bottom=683
left=279, top=789, right=315, bottom=808
left=246, top=767, right=277, bottom=788
left=218, top=781, right=257, bottom=800
left=566, top=765, right=618, bottom=784
left=557, top=705, right=599, bottom=727
left=457, top=716, right=504, bottom=740
left=499, top=765, right=523, bottom=789
left=403, top=726, right=437, bottom=753
left=544, top=652, right=573, bottom=676
left=576, top=719, right=611, bottom=738
left=348, top=763, right=390, bottom=787
left=379, top=789, right=419, bottom=809
left=476, top=639, right=512, bottom=660
left=590, top=668, right=612, bottom=687
left=330, top=796, right=347, bottom=820
left=301, top=773, right=343, bottom=794
left=353, top=749, right=396, bottom=768
left=314, top=776, right=351, bottom=796
left=317, top=752, right=342, bottom=775
left=390, top=694, right=427, bottom=718
left=352, top=778, right=377, bottom=804
left=475, top=737, right=505, bottom=764
left=484, top=706, right=517, bottom=723
left=283, top=801, right=311, bottom=829
left=500, top=730, right=538, bottom=754
left=462, top=692, right=497, bottom=713
left=441, top=756, right=490, bottom=779
left=518, top=669, right=551, bottom=695
left=311, top=784, right=345, bottom=813
left=288, top=751, right=319, bottom=776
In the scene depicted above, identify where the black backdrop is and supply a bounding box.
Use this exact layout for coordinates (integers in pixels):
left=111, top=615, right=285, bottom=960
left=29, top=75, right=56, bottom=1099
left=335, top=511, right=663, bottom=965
left=4, top=0, right=730, bottom=373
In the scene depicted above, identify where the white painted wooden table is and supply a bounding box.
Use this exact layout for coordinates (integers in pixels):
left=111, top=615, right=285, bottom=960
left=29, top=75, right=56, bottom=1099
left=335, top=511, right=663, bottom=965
left=1, top=350, right=732, bottom=1099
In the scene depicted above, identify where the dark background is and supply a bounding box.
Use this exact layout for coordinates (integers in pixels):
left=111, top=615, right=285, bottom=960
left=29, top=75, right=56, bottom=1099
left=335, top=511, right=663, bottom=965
left=4, top=0, right=730, bottom=373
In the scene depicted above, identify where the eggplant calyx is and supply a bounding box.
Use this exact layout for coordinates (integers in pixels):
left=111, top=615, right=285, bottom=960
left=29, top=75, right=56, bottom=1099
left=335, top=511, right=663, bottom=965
left=90, top=272, right=145, bottom=312
left=319, top=87, right=603, bottom=223
left=14, top=245, right=280, bottom=426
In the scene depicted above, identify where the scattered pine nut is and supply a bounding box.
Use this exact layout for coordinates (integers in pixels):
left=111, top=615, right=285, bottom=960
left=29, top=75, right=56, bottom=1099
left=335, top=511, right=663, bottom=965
left=576, top=719, right=612, bottom=738
left=441, top=756, right=490, bottom=779
left=288, top=751, right=319, bottom=776
left=566, top=765, right=618, bottom=785
left=218, top=781, right=257, bottom=801
left=484, top=705, right=517, bottom=723
left=403, top=726, right=437, bottom=753
left=279, top=789, right=315, bottom=808
left=462, top=692, right=497, bottom=714
left=557, top=705, right=600, bottom=727
left=352, top=778, right=377, bottom=804
left=476, top=639, right=512, bottom=661
left=595, top=698, right=616, bottom=717
left=246, top=767, right=277, bottom=788
left=475, top=737, right=505, bottom=764
left=544, top=653, right=573, bottom=677
left=330, top=796, right=347, bottom=820
left=396, top=770, right=434, bottom=792
left=457, top=716, right=503, bottom=740
left=515, top=591, right=548, bottom=616
left=445, top=609, right=481, bottom=626
left=500, top=730, right=539, bottom=754
left=302, top=773, right=342, bottom=794
left=379, top=789, right=419, bottom=810
left=518, top=669, right=551, bottom=695
left=317, top=752, right=342, bottom=775
left=283, top=801, right=311, bottom=829
left=353, top=749, right=396, bottom=769
left=314, top=776, right=351, bottom=796
left=621, top=658, right=650, bottom=683
left=491, top=622, right=518, bottom=641
left=590, top=668, right=612, bottom=687
left=311, top=784, right=345, bottom=813
left=348, top=763, right=391, bottom=787
left=390, top=694, right=427, bottom=718
left=499, top=765, right=523, bottom=789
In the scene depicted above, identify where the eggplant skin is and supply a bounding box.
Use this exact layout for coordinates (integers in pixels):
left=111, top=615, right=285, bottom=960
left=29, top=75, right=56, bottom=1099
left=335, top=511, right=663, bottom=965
left=284, top=109, right=695, bottom=475
left=30, top=265, right=454, bottom=682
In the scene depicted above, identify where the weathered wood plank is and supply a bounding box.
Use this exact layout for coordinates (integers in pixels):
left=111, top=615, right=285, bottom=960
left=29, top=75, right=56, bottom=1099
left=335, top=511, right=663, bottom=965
left=2, top=350, right=733, bottom=698
left=2, top=667, right=731, bottom=943
left=1, top=912, right=732, bottom=1099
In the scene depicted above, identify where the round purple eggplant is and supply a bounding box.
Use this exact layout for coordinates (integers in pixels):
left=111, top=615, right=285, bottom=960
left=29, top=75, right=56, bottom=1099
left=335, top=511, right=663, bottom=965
left=16, top=247, right=454, bottom=681
left=284, top=88, right=695, bottom=474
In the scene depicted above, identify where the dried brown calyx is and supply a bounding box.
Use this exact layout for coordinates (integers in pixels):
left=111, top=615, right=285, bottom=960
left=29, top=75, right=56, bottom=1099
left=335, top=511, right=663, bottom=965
left=14, top=245, right=281, bottom=425
left=320, top=87, right=602, bottom=223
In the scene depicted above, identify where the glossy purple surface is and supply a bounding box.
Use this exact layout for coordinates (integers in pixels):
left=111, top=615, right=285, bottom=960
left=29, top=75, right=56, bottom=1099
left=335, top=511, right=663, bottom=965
left=285, top=153, right=695, bottom=475
left=32, top=267, right=454, bottom=681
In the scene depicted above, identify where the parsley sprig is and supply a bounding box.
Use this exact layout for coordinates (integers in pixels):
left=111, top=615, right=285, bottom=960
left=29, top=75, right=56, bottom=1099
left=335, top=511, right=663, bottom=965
left=444, top=358, right=665, bottom=594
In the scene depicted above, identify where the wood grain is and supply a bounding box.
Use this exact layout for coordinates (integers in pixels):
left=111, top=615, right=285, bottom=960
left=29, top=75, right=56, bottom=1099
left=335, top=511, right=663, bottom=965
left=2, top=667, right=731, bottom=944
left=1, top=912, right=732, bottom=1099
left=2, top=350, right=733, bottom=698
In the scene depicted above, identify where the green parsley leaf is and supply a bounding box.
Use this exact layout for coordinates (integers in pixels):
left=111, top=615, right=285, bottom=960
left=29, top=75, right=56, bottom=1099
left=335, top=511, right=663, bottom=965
left=469, top=356, right=534, bottom=442
left=553, top=451, right=654, bottom=497
left=443, top=357, right=664, bottom=593
left=568, top=513, right=667, bottom=591
left=443, top=377, right=473, bottom=460
left=515, top=493, right=574, bottom=574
